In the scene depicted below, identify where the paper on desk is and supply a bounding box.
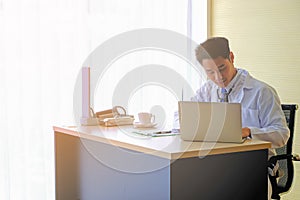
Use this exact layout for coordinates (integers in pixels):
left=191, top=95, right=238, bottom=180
left=131, top=130, right=180, bottom=137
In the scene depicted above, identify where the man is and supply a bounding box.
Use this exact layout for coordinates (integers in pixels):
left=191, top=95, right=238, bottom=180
left=192, top=37, right=289, bottom=155
left=192, top=37, right=289, bottom=199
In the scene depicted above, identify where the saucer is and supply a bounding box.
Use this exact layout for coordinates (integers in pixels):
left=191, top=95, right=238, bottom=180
left=133, top=122, right=157, bottom=128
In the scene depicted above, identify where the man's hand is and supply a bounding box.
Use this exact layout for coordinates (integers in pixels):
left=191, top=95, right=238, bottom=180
left=242, top=127, right=251, bottom=138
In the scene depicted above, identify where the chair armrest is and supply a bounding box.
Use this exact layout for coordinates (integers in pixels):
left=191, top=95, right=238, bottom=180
left=269, top=154, right=293, bottom=165
left=293, top=154, right=300, bottom=161
left=268, top=154, right=294, bottom=178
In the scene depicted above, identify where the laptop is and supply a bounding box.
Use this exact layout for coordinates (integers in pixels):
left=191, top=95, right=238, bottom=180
left=178, top=101, right=245, bottom=143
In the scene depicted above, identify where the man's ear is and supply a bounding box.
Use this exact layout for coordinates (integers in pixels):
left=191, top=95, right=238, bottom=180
left=229, top=51, right=234, bottom=63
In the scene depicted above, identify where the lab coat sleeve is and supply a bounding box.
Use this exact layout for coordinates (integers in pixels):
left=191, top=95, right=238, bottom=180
left=248, top=87, right=290, bottom=149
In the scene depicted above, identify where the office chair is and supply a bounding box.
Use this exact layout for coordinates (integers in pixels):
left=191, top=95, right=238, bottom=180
left=269, top=104, right=300, bottom=200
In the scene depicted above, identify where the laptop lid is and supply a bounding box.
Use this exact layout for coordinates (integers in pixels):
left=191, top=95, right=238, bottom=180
left=178, top=101, right=244, bottom=143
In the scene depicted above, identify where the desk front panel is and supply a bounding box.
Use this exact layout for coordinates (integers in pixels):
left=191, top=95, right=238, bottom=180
left=171, top=149, right=268, bottom=200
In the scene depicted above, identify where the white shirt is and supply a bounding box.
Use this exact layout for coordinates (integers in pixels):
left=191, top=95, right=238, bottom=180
left=191, top=68, right=290, bottom=157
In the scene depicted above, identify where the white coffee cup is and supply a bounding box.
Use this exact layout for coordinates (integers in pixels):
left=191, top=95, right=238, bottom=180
left=138, top=112, right=155, bottom=124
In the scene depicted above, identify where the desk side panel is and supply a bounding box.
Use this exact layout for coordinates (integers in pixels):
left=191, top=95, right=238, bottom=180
left=55, top=132, right=80, bottom=200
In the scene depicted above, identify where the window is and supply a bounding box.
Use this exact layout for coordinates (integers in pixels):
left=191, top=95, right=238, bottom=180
left=0, top=1, right=207, bottom=199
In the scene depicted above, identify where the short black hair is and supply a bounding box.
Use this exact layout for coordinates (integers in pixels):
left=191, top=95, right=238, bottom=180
left=195, top=37, right=230, bottom=65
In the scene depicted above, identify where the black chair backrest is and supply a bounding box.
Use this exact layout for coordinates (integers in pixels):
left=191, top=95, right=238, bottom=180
left=276, top=104, right=298, bottom=194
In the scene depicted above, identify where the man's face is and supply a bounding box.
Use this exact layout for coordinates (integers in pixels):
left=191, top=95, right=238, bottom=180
left=201, top=53, right=236, bottom=88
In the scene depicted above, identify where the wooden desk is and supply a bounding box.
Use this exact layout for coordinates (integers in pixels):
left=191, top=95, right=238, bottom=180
left=54, top=125, right=271, bottom=200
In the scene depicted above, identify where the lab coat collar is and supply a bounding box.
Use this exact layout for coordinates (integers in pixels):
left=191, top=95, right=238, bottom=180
left=229, top=68, right=253, bottom=103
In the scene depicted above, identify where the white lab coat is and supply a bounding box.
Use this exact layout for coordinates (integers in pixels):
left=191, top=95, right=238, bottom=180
left=191, top=68, right=290, bottom=158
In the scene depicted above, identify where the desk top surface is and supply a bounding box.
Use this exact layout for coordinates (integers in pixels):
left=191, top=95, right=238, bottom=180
left=53, top=125, right=271, bottom=159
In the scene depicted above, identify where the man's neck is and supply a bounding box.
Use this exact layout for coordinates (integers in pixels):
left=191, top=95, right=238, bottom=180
left=225, top=68, right=239, bottom=90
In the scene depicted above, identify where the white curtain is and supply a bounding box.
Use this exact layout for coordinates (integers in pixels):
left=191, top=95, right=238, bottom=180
left=0, top=0, right=207, bottom=199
